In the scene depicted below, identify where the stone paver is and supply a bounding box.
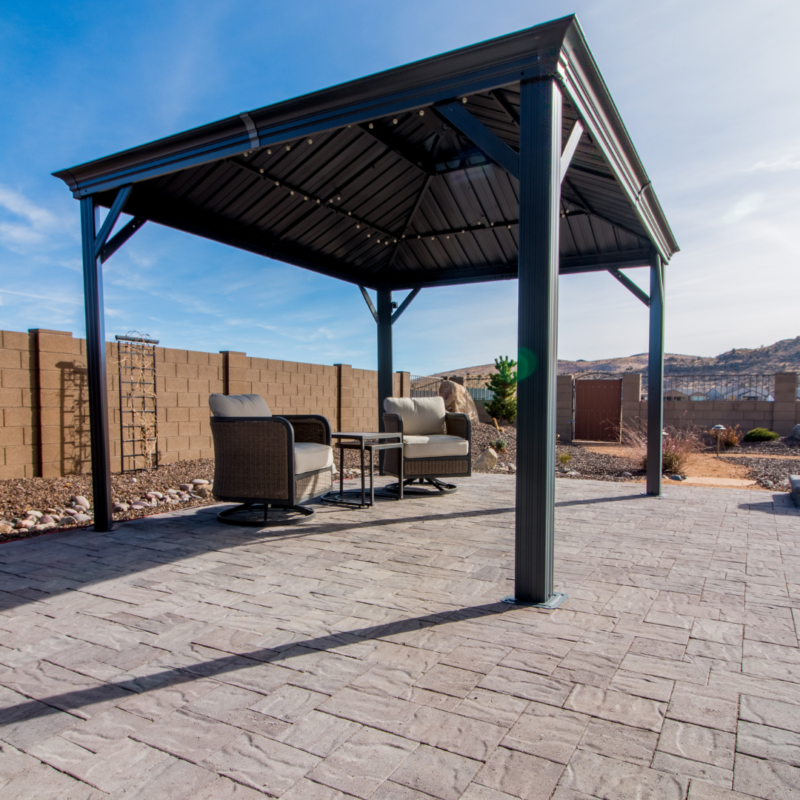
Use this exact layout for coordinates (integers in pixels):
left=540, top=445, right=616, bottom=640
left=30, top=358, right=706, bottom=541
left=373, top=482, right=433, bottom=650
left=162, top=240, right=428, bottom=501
left=0, top=474, right=798, bottom=798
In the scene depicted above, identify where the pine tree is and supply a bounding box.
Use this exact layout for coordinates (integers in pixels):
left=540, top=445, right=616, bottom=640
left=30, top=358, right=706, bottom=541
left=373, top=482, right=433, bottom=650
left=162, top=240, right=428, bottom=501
left=485, top=356, right=517, bottom=423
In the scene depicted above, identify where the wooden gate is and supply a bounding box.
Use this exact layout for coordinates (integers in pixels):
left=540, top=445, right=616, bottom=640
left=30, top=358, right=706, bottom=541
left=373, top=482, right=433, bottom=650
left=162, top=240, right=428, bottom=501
left=574, top=379, right=622, bottom=441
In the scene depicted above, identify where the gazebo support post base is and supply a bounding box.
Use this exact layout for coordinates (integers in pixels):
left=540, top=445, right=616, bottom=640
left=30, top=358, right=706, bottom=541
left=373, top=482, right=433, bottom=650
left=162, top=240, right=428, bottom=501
left=501, top=592, right=568, bottom=609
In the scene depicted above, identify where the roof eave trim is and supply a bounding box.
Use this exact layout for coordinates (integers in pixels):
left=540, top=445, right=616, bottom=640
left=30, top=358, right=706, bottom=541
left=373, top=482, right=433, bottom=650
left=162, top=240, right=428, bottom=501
left=558, top=22, right=679, bottom=261
left=52, top=18, right=576, bottom=199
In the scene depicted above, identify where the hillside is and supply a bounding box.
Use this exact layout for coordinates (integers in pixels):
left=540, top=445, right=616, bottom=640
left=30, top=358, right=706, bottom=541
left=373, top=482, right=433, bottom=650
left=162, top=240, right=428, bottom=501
left=434, top=337, right=800, bottom=377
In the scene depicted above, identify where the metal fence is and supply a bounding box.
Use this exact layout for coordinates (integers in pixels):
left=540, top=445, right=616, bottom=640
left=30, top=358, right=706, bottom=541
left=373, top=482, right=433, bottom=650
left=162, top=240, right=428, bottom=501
left=641, top=374, right=776, bottom=402
left=410, top=375, right=441, bottom=398
left=410, top=374, right=495, bottom=402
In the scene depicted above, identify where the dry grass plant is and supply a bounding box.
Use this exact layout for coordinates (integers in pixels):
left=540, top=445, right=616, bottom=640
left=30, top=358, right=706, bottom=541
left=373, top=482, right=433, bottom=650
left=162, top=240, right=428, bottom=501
left=619, top=419, right=700, bottom=475
left=711, top=424, right=742, bottom=448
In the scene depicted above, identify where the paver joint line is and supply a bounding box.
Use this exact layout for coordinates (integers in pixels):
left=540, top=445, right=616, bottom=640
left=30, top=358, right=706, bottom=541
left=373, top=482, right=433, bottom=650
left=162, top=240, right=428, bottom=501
left=0, top=474, right=797, bottom=799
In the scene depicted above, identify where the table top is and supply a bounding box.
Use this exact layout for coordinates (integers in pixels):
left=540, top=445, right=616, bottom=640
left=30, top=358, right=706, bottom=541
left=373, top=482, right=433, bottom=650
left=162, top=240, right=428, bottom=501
left=332, top=431, right=400, bottom=441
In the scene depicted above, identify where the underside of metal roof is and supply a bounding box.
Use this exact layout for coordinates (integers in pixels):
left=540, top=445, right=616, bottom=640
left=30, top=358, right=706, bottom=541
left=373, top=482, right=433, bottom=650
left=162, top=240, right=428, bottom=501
left=54, top=14, right=678, bottom=291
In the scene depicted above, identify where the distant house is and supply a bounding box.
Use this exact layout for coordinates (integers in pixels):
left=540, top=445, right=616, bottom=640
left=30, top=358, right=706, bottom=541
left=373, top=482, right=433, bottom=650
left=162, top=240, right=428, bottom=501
left=663, top=390, right=690, bottom=401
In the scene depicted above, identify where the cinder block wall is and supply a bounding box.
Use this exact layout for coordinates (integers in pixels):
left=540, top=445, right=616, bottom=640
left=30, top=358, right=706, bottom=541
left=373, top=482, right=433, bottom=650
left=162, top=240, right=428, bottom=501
left=0, top=328, right=411, bottom=478
left=558, top=370, right=800, bottom=440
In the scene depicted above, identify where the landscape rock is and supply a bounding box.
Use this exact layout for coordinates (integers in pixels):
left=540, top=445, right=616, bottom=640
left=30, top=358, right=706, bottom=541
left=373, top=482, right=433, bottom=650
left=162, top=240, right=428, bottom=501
left=40, top=515, right=56, bottom=525
left=130, top=502, right=148, bottom=510
left=59, top=516, right=75, bottom=525
left=17, top=519, right=35, bottom=529
left=669, top=474, right=684, bottom=481
left=790, top=425, right=800, bottom=441
left=621, top=471, right=633, bottom=478
left=145, top=492, right=163, bottom=500
left=474, top=448, right=498, bottom=472
left=179, top=484, right=193, bottom=491
left=438, top=380, right=480, bottom=426
left=192, top=479, right=209, bottom=485
left=72, top=514, right=92, bottom=524
left=113, top=503, right=130, bottom=512
left=196, top=486, right=211, bottom=498
left=72, top=495, right=91, bottom=510
left=566, top=470, right=581, bottom=477
left=26, top=510, right=43, bottom=519
left=0, top=523, right=13, bottom=535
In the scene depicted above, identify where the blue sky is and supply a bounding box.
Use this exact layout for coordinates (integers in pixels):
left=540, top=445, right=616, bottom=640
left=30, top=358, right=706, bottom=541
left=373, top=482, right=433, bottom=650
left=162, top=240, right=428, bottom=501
left=0, top=0, right=797, bottom=375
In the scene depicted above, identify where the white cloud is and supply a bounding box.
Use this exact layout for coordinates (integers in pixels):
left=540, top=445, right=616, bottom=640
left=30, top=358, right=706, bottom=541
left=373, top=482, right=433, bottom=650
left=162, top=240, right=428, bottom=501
left=722, top=193, right=764, bottom=224
left=0, top=185, right=71, bottom=255
left=749, top=155, right=800, bottom=173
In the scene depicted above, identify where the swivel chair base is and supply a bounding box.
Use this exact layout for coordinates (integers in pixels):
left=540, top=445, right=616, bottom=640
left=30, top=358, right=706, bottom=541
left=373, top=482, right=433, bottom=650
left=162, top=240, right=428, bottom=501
left=217, top=503, right=314, bottom=527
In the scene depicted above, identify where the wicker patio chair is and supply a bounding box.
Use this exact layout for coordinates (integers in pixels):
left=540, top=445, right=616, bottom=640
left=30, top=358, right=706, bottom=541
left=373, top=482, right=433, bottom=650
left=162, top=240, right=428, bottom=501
left=382, top=396, right=471, bottom=496
left=209, top=393, right=333, bottom=526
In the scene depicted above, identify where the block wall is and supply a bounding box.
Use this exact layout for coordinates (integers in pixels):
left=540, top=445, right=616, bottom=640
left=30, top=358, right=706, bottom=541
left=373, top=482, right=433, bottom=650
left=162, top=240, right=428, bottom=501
left=0, top=328, right=411, bottom=479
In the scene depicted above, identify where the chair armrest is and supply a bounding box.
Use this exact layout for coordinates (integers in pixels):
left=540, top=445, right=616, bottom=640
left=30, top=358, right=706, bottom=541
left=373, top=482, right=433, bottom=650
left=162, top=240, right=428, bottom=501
left=281, top=414, right=332, bottom=446
left=383, top=413, right=404, bottom=439
left=445, top=412, right=471, bottom=441
left=210, top=417, right=294, bottom=500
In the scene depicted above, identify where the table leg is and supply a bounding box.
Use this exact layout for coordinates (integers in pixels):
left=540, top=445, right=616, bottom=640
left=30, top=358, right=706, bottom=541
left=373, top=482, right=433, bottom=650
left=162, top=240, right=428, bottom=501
left=370, top=447, right=375, bottom=506
left=360, top=442, right=365, bottom=507
left=339, top=443, right=344, bottom=497
left=399, top=444, right=404, bottom=500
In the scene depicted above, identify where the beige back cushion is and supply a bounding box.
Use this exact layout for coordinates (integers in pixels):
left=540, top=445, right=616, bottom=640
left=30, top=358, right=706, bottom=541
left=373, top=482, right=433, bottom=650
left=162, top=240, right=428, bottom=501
left=383, top=396, right=446, bottom=435
left=209, top=394, right=272, bottom=417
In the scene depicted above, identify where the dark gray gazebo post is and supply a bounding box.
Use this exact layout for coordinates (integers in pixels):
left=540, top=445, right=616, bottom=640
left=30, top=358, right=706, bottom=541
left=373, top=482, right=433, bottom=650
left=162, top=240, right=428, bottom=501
left=646, top=252, right=665, bottom=495
left=80, top=196, right=114, bottom=532
left=377, top=289, right=393, bottom=431
left=510, top=78, right=565, bottom=607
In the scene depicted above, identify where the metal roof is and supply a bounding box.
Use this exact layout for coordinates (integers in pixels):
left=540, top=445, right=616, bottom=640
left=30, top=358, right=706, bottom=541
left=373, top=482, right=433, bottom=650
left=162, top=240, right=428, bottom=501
left=54, top=14, right=678, bottom=291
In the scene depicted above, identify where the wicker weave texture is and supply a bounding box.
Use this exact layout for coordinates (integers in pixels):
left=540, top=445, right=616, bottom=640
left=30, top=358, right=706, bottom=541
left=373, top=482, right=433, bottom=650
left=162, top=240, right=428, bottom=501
left=403, top=457, right=470, bottom=477
left=445, top=412, right=469, bottom=440
left=211, top=419, right=291, bottom=501
left=281, top=416, right=329, bottom=445
left=297, top=468, right=333, bottom=501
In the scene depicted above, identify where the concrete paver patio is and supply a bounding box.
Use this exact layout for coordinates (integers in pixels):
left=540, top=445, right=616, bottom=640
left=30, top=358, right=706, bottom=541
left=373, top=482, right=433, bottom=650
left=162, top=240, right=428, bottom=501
left=0, top=474, right=798, bottom=799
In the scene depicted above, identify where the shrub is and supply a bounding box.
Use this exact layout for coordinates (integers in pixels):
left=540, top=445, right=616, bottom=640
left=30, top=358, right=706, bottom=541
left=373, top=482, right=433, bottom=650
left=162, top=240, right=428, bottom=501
left=710, top=424, right=742, bottom=448
left=558, top=452, right=572, bottom=467
left=743, top=427, right=780, bottom=442
left=485, top=356, right=517, bottom=424
left=490, top=438, right=507, bottom=452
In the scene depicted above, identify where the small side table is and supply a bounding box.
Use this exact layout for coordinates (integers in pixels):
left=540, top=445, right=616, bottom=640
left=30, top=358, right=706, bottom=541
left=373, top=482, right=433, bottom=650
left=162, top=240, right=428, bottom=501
left=322, top=432, right=404, bottom=507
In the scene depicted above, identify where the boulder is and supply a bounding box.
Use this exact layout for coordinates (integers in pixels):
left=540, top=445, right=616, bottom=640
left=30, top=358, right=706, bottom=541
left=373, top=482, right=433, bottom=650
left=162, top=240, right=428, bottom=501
left=438, top=380, right=479, bottom=426
left=790, top=425, right=800, bottom=441
left=790, top=475, right=800, bottom=508
left=474, top=448, right=498, bottom=472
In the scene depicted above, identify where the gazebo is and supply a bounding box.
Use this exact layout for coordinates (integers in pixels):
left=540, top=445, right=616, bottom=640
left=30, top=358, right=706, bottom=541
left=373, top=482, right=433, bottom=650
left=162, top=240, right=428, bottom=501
left=53, top=14, right=678, bottom=606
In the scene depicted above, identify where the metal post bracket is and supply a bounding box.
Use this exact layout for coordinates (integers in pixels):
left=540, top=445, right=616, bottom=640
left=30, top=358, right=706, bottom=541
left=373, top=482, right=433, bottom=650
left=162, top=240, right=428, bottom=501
left=391, top=288, right=420, bottom=324
left=359, top=285, right=378, bottom=323
left=609, top=267, right=650, bottom=306
left=434, top=101, right=520, bottom=180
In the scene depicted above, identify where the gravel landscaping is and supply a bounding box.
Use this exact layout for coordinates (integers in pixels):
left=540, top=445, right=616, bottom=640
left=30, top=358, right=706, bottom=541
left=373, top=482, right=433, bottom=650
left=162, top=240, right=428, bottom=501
left=721, top=456, right=799, bottom=490
left=4, top=425, right=794, bottom=543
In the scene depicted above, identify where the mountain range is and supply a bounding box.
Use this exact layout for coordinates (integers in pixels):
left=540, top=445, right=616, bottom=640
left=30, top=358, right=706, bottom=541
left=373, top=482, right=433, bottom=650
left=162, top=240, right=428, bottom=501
left=434, top=337, right=800, bottom=377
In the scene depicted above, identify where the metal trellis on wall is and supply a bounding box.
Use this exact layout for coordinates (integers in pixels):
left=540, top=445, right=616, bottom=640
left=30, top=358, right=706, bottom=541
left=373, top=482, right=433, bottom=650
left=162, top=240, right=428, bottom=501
left=116, top=334, right=159, bottom=472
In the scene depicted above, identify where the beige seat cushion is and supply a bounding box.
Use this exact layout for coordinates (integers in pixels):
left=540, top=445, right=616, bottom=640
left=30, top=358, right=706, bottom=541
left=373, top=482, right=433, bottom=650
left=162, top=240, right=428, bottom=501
left=403, top=434, right=469, bottom=459
left=383, top=397, right=446, bottom=435
left=295, top=442, right=333, bottom=474
left=209, top=393, right=272, bottom=417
